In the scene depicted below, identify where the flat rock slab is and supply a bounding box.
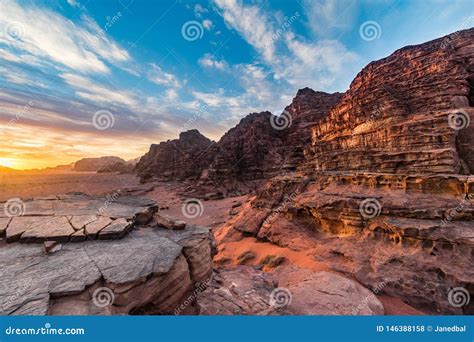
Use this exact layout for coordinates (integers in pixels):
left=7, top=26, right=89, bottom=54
left=21, top=216, right=75, bottom=242
left=1, top=193, right=157, bottom=243
left=0, top=226, right=211, bottom=315
left=274, top=266, right=385, bottom=315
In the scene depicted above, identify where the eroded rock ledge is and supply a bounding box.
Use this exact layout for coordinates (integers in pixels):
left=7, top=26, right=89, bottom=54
left=217, top=172, right=474, bottom=314
left=0, top=194, right=214, bottom=316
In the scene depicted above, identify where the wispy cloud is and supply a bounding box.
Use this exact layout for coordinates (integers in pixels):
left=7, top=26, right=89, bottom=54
left=0, top=0, right=130, bottom=74
left=147, top=63, right=181, bottom=88
left=214, top=0, right=277, bottom=63
left=213, top=0, right=359, bottom=91
left=60, top=73, right=138, bottom=108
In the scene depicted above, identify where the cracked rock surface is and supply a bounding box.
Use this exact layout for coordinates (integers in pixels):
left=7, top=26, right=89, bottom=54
left=0, top=194, right=213, bottom=316
left=0, top=193, right=157, bottom=243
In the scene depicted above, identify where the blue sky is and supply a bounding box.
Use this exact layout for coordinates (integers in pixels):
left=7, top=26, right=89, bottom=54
left=0, top=0, right=473, bottom=169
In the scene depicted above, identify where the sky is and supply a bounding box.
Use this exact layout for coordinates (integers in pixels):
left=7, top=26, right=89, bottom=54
left=0, top=0, right=473, bottom=169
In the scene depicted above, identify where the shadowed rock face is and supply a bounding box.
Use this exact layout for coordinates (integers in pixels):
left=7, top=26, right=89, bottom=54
left=135, top=129, right=216, bottom=182
left=305, top=29, right=474, bottom=175
left=205, top=112, right=284, bottom=180
left=136, top=90, right=341, bottom=187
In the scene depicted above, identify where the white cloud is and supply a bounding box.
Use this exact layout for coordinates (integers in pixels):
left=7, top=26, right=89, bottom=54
left=60, top=73, right=138, bottom=108
left=213, top=0, right=359, bottom=92
left=0, top=48, right=20, bottom=62
left=0, top=0, right=130, bottom=74
left=202, top=19, right=214, bottom=30
left=194, top=4, right=209, bottom=18
left=304, top=0, right=357, bottom=36
left=198, top=53, right=227, bottom=70
left=165, top=89, right=178, bottom=101
left=214, top=0, right=277, bottom=64
left=147, top=63, right=181, bottom=88
left=67, top=0, right=80, bottom=8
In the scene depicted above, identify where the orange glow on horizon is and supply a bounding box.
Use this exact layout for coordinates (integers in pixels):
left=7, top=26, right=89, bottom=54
left=0, top=123, right=151, bottom=171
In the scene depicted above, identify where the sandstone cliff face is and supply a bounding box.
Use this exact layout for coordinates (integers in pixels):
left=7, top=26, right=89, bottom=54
left=282, top=88, right=343, bottom=171
left=216, top=29, right=474, bottom=315
left=305, top=29, right=474, bottom=174
left=135, top=130, right=216, bottom=182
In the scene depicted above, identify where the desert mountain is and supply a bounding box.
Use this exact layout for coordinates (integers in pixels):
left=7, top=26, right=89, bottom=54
left=136, top=90, right=342, bottom=185
left=73, top=156, right=127, bottom=172
left=135, top=129, right=216, bottom=182
left=216, top=28, right=474, bottom=314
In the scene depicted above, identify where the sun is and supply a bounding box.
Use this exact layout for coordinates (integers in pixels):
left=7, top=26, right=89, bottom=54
left=0, top=158, right=17, bottom=169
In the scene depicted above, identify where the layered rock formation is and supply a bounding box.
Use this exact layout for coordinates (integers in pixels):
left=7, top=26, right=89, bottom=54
left=0, top=193, right=157, bottom=243
left=304, top=29, right=474, bottom=174
left=281, top=88, right=343, bottom=170
left=135, top=129, right=216, bottom=182
left=204, top=112, right=284, bottom=181
left=218, top=172, right=474, bottom=314
left=216, top=29, right=474, bottom=315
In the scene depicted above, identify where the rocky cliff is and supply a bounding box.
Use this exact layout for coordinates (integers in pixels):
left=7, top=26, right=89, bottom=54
left=137, top=91, right=341, bottom=186
left=281, top=88, right=343, bottom=171
left=204, top=111, right=284, bottom=181
left=304, top=29, right=474, bottom=174
left=216, top=28, right=474, bottom=315
left=135, top=129, right=216, bottom=182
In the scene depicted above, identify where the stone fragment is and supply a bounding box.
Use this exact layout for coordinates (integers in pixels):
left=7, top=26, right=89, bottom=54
left=0, top=217, right=11, bottom=236
left=6, top=217, right=49, bottom=242
left=84, top=217, right=113, bottom=237
left=98, top=218, right=133, bottom=239
left=154, top=214, right=186, bottom=230
left=70, top=215, right=98, bottom=230
left=43, top=241, right=62, bottom=254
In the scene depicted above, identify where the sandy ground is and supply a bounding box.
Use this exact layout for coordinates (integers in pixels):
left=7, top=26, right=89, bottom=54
left=1, top=173, right=424, bottom=315
left=143, top=182, right=248, bottom=229
left=0, top=171, right=139, bottom=201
